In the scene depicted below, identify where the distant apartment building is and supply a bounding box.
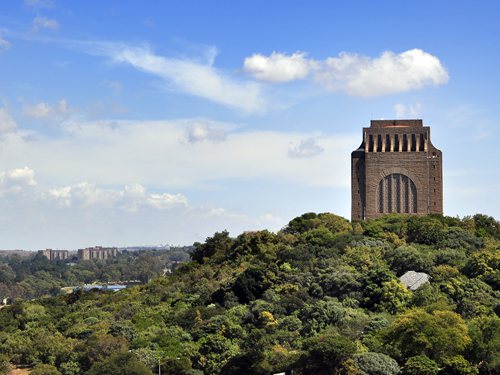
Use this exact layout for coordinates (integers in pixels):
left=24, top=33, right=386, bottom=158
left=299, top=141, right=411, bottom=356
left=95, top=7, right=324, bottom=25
left=38, top=249, right=70, bottom=261
left=77, top=246, right=119, bottom=261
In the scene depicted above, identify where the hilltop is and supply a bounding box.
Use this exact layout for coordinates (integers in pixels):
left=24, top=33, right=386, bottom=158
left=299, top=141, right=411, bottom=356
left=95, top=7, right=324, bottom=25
left=0, top=213, right=498, bottom=375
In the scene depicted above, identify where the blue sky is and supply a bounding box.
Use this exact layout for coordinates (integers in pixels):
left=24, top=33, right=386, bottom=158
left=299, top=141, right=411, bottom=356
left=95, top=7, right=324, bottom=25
left=0, top=0, right=498, bottom=249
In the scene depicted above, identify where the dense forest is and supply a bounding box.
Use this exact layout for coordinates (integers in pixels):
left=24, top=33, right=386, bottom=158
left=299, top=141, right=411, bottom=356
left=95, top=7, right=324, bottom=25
left=0, top=213, right=498, bottom=375
left=0, top=247, right=192, bottom=300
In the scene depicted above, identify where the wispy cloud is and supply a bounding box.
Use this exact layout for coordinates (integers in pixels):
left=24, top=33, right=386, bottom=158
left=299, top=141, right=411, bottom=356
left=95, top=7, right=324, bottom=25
left=71, top=41, right=267, bottom=113
left=0, top=107, right=18, bottom=135
left=394, top=102, right=422, bottom=118
left=23, top=99, right=68, bottom=119
left=288, top=137, right=324, bottom=158
left=0, top=36, right=11, bottom=51
left=244, top=49, right=449, bottom=96
left=32, top=16, right=59, bottom=31
left=0, top=118, right=355, bottom=189
left=186, top=120, right=228, bottom=143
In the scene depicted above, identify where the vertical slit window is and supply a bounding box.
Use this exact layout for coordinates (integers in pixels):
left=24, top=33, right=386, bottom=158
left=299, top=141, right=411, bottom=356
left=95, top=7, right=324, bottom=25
left=377, top=134, right=382, bottom=152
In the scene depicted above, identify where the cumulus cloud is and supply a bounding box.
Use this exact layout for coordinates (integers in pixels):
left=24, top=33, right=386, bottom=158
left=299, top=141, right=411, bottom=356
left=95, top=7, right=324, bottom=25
left=0, top=167, right=37, bottom=195
left=23, top=99, right=68, bottom=119
left=244, top=52, right=311, bottom=83
left=0, top=107, right=18, bottom=134
left=46, top=180, right=187, bottom=210
left=32, top=16, right=59, bottom=31
left=317, top=49, right=449, bottom=96
left=186, top=121, right=227, bottom=143
left=0, top=36, right=11, bottom=51
left=288, top=137, right=324, bottom=158
left=147, top=193, right=188, bottom=209
left=244, top=49, right=448, bottom=96
left=82, top=42, right=267, bottom=113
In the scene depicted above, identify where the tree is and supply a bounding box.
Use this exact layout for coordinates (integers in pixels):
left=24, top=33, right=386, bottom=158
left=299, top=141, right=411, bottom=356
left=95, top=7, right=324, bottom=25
left=473, top=214, right=500, bottom=239
left=191, top=231, right=234, bottom=263
left=283, top=212, right=351, bottom=235
left=353, top=352, right=400, bottom=375
left=231, top=267, right=269, bottom=303
left=0, top=354, right=11, bottom=375
left=402, top=355, right=439, bottom=375
left=86, top=352, right=154, bottom=375
left=467, top=316, right=500, bottom=373
left=441, top=356, right=478, bottom=375
left=377, top=279, right=412, bottom=314
left=81, top=334, right=128, bottom=369
left=300, top=331, right=357, bottom=373
left=407, top=217, right=445, bottom=245
left=385, top=245, right=433, bottom=275
left=381, top=309, right=470, bottom=361
left=30, top=364, right=62, bottom=375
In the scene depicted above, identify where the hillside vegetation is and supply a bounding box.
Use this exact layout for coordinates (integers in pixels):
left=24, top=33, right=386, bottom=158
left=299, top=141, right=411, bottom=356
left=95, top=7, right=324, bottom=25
left=0, top=248, right=191, bottom=300
left=0, top=213, right=499, bottom=375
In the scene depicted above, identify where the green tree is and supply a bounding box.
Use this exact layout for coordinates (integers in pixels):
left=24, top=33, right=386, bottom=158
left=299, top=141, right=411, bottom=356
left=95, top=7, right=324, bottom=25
left=473, top=214, right=500, bottom=239
left=441, top=356, right=478, bottom=375
left=381, top=309, right=470, bottom=361
left=300, top=331, right=356, bottom=374
left=377, top=279, right=412, bottom=314
left=0, top=354, right=11, bottom=375
left=353, top=352, right=400, bottom=375
left=191, top=231, right=234, bottom=263
left=407, top=217, right=445, bottom=245
left=86, top=352, right=154, bottom=375
left=30, top=363, right=62, bottom=375
left=402, top=355, right=439, bottom=375
left=467, top=316, right=500, bottom=373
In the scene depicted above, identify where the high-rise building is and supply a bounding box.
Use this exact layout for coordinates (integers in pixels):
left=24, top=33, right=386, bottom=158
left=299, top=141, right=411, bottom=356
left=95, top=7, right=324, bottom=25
left=351, top=119, right=442, bottom=220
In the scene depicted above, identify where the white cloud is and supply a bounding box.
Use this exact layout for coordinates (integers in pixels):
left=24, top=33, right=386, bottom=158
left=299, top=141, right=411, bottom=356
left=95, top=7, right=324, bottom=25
left=244, top=52, right=311, bottom=83
left=46, top=180, right=187, bottom=211
left=318, top=49, right=449, bottom=96
left=0, top=167, right=37, bottom=195
left=0, top=118, right=355, bottom=190
left=0, top=37, right=11, bottom=51
left=147, top=193, right=187, bottom=209
left=0, top=107, right=18, bottom=134
left=186, top=121, right=227, bottom=143
left=23, top=99, right=69, bottom=119
left=0, top=166, right=256, bottom=249
left=32, top=16, right=59, bottom=31
left=288, top=137, right=324, bottom=158
left=87, top=43, right=267, bottom=113
left=394, top=102, right=422, bottom=118
left=244, top=49, right=448, bottom=96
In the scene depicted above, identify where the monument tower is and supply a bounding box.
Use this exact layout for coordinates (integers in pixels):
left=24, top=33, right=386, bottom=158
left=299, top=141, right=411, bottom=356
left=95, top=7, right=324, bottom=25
left=351, top=119, right=442, bottom=220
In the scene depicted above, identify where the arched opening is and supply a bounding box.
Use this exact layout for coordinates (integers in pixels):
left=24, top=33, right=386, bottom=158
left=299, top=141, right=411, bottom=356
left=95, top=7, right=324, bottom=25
left=377, top=173, right=417, bottom=214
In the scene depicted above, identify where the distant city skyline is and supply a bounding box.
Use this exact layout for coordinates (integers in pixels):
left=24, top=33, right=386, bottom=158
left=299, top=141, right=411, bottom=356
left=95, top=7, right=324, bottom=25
left=0, top=1, right=499, bottom=249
